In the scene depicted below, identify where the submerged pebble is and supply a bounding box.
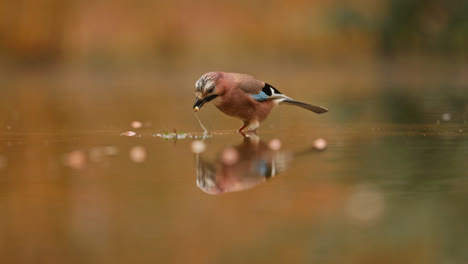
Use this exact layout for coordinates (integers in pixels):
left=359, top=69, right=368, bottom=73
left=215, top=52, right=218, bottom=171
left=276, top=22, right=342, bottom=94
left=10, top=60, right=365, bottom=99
left=268, top=139, right=282, bottom=151
left=89, top=146, right=119, bottom=162
left=64, top=150, right=86, bottom=169
left=121, top=131, right=137, bottom=137
left=103, top=146, right=119, bottom=155
left=89, top=147, right=104, bottom=162
left=144, top=121, right=152, bottom=127
left=313, top=138, right=327, bottom=150
left=442, top=113, right=451, bottom=121
left=131, top=121, right=143, bottom=129
left=222, top=147, right=239, bottom=165
left=191, top=140, right=206, bottom=154
left=130, top=146, right=147, bottom=163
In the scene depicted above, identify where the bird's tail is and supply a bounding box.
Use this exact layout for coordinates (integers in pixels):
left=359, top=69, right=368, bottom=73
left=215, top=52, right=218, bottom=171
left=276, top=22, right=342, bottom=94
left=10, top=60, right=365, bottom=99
left=280, top=99, right=328, bottom=114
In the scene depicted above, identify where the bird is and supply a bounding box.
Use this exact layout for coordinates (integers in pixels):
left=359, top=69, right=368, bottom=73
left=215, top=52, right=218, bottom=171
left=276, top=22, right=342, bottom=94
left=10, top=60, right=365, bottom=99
left=195, top=135, right=292, bottom=194
left=193, top=71, right=328, bottom=132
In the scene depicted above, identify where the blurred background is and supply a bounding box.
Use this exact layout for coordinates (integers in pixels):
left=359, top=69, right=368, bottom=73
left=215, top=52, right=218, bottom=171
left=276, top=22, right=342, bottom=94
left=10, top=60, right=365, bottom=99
left=0, top=0, right=467, bottom=263
left=1, top=0, right=467, bottom=131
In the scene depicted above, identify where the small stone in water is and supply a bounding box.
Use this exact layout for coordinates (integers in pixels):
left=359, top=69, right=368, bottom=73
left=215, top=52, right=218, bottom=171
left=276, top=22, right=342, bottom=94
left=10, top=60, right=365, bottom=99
left=130, top=146, right=146, bottom=163
left=442, top=113, right=451, bottom=121
left=131, top=121, right=143, bottom=129
left=313, top=138, right=327, bottom=150
left=89, top=147, right=104, bottom=162
left=191, top=140, right=206, bottom=154
left=121, top=131, right=137, bottom=137
left=222, top=147, right=239, bottom=165
left=103, top=146, right=118, bottom=155
left=268, top=139, right=282, bottom=151
left=64, top=150, right=86, bottom=169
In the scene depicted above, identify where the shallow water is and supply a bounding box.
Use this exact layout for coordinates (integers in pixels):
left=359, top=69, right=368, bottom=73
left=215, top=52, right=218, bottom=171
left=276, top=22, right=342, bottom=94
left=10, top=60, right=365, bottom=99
left=0, top=124, right=467, bottom=263
left=1, top=66, right=468, bottom=263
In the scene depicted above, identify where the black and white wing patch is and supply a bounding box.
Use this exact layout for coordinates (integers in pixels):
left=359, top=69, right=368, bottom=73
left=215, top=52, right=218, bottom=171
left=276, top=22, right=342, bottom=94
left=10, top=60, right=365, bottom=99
left=251, top=83, right=289, bottom=102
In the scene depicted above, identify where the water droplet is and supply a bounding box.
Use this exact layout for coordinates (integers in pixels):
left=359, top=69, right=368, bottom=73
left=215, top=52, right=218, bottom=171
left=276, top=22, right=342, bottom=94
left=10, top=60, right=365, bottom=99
left=129, top=146, right=146, bottom=163
left=103, top=146, right=118, bottom=155
left=222, top=147, right=239, bottom=165
left=130, top=121, right=143, bottom=129
left=89, top=147, right=104, bottom=162
left=191, top=140, right=206, bottom=154
left=121, top=131, right=136, bottom=137
left=64, top=150, right=86, bottom=169
left=268, top=139, right=282, bottom=151
left=313, top=138, right=327, bottom=150
left=442, top=113, right=451, bottom=121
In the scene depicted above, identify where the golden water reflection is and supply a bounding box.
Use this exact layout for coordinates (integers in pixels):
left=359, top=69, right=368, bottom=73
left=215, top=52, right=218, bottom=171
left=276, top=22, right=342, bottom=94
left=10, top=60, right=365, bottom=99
left=194, top=134, right=324, bottom=194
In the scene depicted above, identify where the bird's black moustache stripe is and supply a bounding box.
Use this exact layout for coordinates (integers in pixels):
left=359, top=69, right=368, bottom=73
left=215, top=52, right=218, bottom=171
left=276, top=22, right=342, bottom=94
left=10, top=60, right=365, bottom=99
left=205, top=94, right=218, bottom=103
left=262, top=83, right=282, bottom=96
left=193, top=94, right=219, bottom=109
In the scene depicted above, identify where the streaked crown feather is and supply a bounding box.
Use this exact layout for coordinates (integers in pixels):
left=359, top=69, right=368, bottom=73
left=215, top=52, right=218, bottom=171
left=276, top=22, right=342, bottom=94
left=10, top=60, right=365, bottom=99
left=195, top=72, right=221, bottom=92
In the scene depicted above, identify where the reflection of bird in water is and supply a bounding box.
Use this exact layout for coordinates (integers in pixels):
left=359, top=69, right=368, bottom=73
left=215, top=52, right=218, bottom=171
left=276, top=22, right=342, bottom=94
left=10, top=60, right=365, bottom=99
left=195, top=134, right=297, bottom=194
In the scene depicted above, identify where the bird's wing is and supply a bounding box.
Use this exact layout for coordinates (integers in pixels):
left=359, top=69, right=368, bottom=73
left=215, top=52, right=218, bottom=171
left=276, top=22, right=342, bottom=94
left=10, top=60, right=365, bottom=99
left=228, top=73, right=291, bottom=102
left=250, top=83, right=292, bottom=102
left=230, top=73, right=265, bottom=94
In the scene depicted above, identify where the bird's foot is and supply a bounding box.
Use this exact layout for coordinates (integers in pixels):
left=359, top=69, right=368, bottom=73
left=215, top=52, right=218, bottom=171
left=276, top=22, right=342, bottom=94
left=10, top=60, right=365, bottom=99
left=239, top=131, right=259, bottom=143
left=239, top=130, right=257, bottom=136
left=238, top=121, right=259, bottom=133
left=237, top=127, right=246, bottom=133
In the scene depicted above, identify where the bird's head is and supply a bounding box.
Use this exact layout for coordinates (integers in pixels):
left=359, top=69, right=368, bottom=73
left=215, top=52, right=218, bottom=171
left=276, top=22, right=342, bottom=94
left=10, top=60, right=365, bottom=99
left=193, top=72, right=222, bottom=112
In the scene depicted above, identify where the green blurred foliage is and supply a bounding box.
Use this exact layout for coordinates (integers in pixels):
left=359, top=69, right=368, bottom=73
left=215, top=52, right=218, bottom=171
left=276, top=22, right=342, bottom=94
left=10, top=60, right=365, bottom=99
left=379, top=0, right=468, bottom=56
left=328, top=0, right=468, bottom=56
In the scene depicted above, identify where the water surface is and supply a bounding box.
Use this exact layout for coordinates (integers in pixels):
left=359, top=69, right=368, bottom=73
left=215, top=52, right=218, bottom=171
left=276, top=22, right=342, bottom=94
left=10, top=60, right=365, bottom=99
left=0, top=67, right=467, bottom=263
left=1, top=123, right=467, bottom=263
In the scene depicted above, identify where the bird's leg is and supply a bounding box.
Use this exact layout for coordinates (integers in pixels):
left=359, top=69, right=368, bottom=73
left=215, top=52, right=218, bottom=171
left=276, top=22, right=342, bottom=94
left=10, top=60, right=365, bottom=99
left=245, top=121, right=259, bottom=132
left=245, top=132, right=260, bottom=143
left=237, top=124, right=247, bottom=133
left=237, top=121, right=249, bottom=133
left=239, top=130, right=259, bottom=143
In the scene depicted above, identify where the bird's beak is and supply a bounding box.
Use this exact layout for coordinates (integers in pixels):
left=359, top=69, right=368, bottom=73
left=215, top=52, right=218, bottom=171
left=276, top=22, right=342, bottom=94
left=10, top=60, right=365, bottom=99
left=193, top=94, right=218, bottom=112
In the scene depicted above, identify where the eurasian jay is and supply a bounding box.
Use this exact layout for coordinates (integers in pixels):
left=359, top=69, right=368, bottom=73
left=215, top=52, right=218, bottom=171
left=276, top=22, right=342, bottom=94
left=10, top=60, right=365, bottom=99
left=193, top=71, right=328, bottom=132
left=195, top=135, right=291, bottom=194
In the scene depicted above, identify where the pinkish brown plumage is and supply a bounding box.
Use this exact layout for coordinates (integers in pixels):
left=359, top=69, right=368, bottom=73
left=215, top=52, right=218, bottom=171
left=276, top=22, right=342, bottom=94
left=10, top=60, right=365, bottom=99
left=193, top=71, right=328, bottom=132
left=195, top=135, right=290, bottom=194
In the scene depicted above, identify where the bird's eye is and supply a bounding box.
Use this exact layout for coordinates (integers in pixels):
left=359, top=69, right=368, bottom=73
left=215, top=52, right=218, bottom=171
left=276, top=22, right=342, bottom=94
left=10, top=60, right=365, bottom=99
left=207, top=87, right=215, bottom=93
